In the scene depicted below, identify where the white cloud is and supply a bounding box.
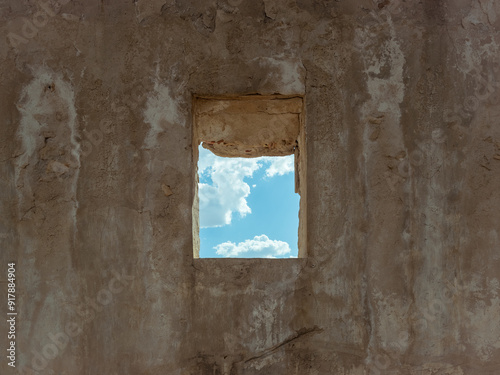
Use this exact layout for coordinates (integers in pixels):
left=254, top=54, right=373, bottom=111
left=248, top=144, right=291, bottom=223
left=198, top=147, right=260, bottom=227
left=214, top=235, right=291, bottom=258
left=198, top=147, right=295, bottom=228
left=262, top=155, right=294, bottom=177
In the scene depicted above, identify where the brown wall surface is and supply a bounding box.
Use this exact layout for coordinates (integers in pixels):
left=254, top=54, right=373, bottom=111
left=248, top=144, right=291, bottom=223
left=1, top=0, right=500, bottom=374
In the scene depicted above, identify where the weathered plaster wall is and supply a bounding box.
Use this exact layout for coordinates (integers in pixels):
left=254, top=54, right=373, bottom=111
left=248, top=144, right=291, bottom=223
left=1, top=0, right=499, bottom=374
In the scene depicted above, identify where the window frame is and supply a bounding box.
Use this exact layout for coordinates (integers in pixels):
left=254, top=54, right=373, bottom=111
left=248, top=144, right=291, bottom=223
left=191, top=94, right=307, bottom=259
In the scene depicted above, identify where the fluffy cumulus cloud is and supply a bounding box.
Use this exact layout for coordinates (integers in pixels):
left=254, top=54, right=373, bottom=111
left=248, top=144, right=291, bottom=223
left=198, top=148, right=260, bottom=227
left=262, top=155, right=294, bottom=177
left=214, top=234, right=291, bottom=258
left=198, top=147, right=294, bottom=228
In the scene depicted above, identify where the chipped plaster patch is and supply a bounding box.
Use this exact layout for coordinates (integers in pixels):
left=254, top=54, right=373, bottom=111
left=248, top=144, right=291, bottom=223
left=360, top=27, right=405, bottom=115
left=466, top=295, right=500, bottom=361
left=456, top=35, right=500, bottom=77
left=16, top=68, right=79, bottom=165
left=15, top=67, right=80, bottom=200
left=250, top=298, right=280, bottom=351
left=372, top=290, right=410, bottom=354
left=254, top=57, right=306, bottom=95
left=143, top=81, right=182, bottom=150
left=478, top=0, right=499, bottom=25
left=355, top=13, right=406, bottom=164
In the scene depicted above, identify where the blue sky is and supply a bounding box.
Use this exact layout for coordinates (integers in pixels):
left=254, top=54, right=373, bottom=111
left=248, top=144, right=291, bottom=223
left=198, top=145, right=299, bottom=258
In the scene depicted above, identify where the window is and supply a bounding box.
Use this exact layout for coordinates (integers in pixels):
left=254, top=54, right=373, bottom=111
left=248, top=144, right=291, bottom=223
left=192, top=95, right=306, bottom=258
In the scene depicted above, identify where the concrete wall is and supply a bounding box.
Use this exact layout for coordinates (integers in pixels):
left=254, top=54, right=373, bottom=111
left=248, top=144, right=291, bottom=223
left=1, top=0, right=500, bottom=374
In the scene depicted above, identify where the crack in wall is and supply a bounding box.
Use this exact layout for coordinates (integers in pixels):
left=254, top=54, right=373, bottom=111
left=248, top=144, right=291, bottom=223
left=242, top=326, right=323, bottom=364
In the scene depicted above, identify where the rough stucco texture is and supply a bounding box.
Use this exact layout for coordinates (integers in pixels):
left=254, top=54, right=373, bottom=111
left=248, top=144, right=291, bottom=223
left=1, top=0, right=500, bottom=374
left=195, top=96, right=302, bottom=157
